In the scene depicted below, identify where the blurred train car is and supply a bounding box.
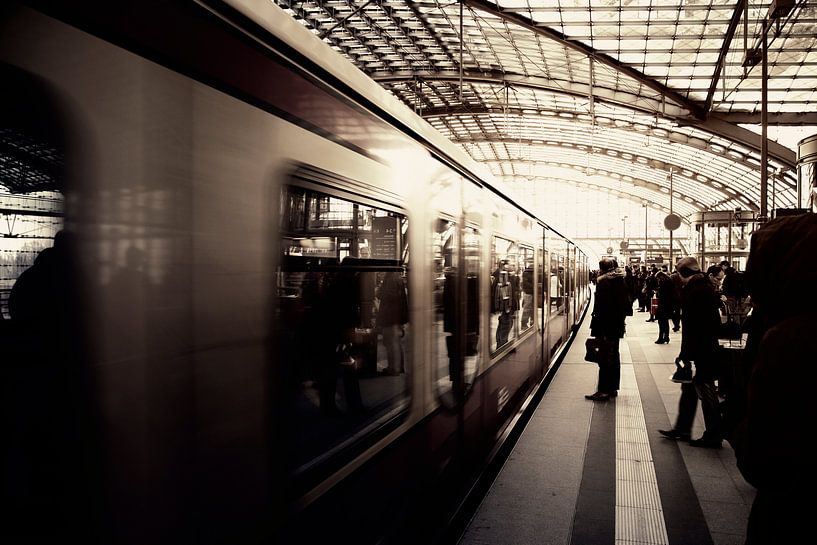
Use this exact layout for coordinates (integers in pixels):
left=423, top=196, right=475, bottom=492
left=0, top=1, right=589, bottom=544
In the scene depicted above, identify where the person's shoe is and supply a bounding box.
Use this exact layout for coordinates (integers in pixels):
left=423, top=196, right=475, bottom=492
left=688, top=437, right=722, bottom=449
left=658, top=429, right=691, bottom=441
left=655, top=338, right=668, bottom=344
left=584, top=391, right=610, bottom=401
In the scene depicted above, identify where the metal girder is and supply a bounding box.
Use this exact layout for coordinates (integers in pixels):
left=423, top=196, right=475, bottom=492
left=500, top=174, right=685, bottom=218
left=714, top=111, right=817, bottom=125
left=462, top=0, right=707, bottom=120
left=492, top=163, right=710, bottom=213
left=688, top=114, right=797, bottom=168
left=375, top=70, right=690, bottom=118
left=412, top=101, right=789, bottom=185
left=458, top=137, right=748, bottom=206
left=705, top=2, right=746, bottom=116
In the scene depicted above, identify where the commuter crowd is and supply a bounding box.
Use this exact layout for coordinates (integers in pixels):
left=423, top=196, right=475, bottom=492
left=585, top=213, right=817, bottom=545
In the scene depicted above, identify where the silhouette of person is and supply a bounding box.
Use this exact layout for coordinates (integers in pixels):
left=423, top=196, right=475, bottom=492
left=732, top=214, right=817, bottom=544
left=520, top=264, right=534, bottom=328
left=658, top=256, right=724, bottom=448
left=585, top=257, right=629, bottom=401
left=9, top=230, right=78, bottom=347
left=376, top=271, right=408, bottom=375
left=492, top=261, right=514, bottom=347
left=316, top=257, right=364, bottom=416
left=3, top=230, right=101, bottom=542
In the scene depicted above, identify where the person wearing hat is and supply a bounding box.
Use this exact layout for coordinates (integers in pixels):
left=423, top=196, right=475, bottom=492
left=658, top=255, right=724, bottom=448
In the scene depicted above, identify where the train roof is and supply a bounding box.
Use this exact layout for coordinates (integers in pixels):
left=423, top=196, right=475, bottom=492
left=223, top=0, right=580, bottom=247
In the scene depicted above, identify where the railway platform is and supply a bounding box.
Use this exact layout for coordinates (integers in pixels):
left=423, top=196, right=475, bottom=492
left=457, top=306, right=755, bottom=545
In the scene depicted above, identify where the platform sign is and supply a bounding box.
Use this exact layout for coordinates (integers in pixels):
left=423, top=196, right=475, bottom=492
left=284, top=237, right=336, bottom=257
left=371, top=216, right=400, bottom=260
left=664, top=213, right=682, bottom=231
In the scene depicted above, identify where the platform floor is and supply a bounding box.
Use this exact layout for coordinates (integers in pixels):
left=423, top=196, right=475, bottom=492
left=458, top=306, right=755, bottom=545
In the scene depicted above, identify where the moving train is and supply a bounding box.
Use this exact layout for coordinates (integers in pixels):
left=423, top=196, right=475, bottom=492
left=1, top=1, right=589, bottom=543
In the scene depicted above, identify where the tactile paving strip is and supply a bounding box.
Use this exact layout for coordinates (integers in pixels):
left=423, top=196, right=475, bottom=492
left=615, top=365, right=669, bottom=545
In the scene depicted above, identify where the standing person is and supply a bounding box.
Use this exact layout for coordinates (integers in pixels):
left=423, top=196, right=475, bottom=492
left=653, top=270, right=675, bottom=344
left=644, top=266, right=658, bottom=322
left=637, top=266, right=649, bottom=312
left=585, top=257, right=629, bottom=401
left=669, top=269, right=683, bottom=332
left=520, top=264, right=534, bottom=328
left=658, top=256, right=724, bottom=447
left=732, top=214, right=817, bottom=544
left=376, top=270, right=408, bottom=376
left=706, top=264, right=725, bottom=293
left=624, top=266, right=638, bottom=314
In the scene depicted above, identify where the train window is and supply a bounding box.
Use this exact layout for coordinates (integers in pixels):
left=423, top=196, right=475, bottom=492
left=277, top=184, right=410, bottom=476
left=538, top=243, right=547, bottom=331
left=463, top=226, right=481, bottom=385
left=432, top=218, right=457, bottom=403
left=549, top=250, right=563, bottom=315
left=432, top=220, right=480, bottom=407
left=518, top=245, right=534, bottom=333
left=490, top=236, right=519, bottom=353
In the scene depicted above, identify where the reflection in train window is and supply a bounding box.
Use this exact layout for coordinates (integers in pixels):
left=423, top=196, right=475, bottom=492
left=432, top=220, right=480, bottom=405
left=276, top=184, right=409, bottom=476
left=490, top=236, right=519, bottom=353
left=549, top=250, right=563, bottom=314
left=463, top=227, right=481, bottom=385
left=518, top=245, right=534, bottom=333
left=537, top=244, right=546, bottom=331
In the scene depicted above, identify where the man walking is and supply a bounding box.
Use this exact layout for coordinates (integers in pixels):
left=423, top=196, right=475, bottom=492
left=658, top=256, right=724, bottom=448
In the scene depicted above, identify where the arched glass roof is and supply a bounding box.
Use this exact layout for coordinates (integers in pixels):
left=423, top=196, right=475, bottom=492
left=276, top=0, right=816, bottom=220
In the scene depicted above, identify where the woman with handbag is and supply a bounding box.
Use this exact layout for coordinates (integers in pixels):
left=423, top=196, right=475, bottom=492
left=585, top=257, right=630, bottom=401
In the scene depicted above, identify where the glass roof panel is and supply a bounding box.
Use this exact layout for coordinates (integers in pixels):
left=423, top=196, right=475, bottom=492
left=276, top=0, right=811, bottom=222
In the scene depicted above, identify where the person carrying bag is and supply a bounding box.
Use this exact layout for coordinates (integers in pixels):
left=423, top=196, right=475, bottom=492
left=585, top=257, right=629, bottom=401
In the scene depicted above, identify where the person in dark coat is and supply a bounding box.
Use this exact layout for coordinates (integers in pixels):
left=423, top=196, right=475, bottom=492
left=658, top=256, right=723, bottom=447
left=644, top=267, right=659, bottom=322
left=624, top=265, right=638, bottom=313
left=669, top=270, right=683, bottom=332
left=376, top=271, right=408, bottom=375
left=585, top=257, right=629, bottom=401
left=732, top=213, right=817, bottom=545
left=654, top=270, right=675, bottom=344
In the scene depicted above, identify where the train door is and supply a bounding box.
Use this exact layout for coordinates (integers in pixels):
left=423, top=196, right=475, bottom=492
left=546, top=230, right=565, bottom=357
left=537, top=225, right=548, bottom=372
left=569, top=244, right=577, bottom=327
left=564, top=244, right=572, bottom=330
left=430, top=176, right=483, bottom=465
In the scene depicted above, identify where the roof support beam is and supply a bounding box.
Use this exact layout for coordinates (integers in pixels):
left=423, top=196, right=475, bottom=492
left=463, top=0, right=707, bottom=119
left=714, top=111, right=817, bottom=125
left=500, top=175, right=683, bottom=216
left=375, top=69, right=689, bottom=117
left=689, top=114, right=797, bottom=168
left=412, top=102, right=786, bottom=183
left=705, top=2, right=745, bottom=115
